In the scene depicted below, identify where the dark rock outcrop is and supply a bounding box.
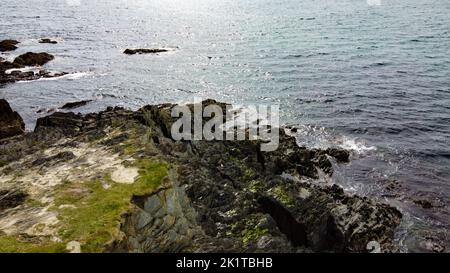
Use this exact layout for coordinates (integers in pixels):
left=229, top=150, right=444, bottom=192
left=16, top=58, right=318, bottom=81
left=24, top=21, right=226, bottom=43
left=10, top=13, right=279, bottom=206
left=258, top=196, right=308, bottom=247
left=1, top=100, right=403, bottom=253
left=13, top=52, right=54, bottom=66
left=0, top=61, right=22, bottom=73
left=123, top=48, right=168, bottom=55
left=0, top=189, right=28, bottom=212
left=414, top=199, right=433, bottom=209
left=60, top=100, right=92, bottom=110
left=31, top=151, right=76, bottom=167
left=1, top=55, right=67, bottom=85
left=0, top=40, right=19, bottom=52
left=39, top=38, right=57, bottom=44
left=0, top=69, right=67, bottom=85
left=0, top=49, right=68, bottom=85
left=35, top=111, right=84, bottom=135
left=0, top=99, right=25, bottom=140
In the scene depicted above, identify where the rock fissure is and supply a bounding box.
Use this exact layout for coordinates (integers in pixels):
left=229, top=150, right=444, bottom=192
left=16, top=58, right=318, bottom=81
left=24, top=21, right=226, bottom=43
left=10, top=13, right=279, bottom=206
left=0, top=99, right=402, bottom=253
left=258, top=196, right=307, bottom=247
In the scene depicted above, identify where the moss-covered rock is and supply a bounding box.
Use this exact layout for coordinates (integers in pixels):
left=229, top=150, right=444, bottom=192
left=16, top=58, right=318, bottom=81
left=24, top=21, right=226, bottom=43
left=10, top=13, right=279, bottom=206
left=52, top=160, right=168, bottom=252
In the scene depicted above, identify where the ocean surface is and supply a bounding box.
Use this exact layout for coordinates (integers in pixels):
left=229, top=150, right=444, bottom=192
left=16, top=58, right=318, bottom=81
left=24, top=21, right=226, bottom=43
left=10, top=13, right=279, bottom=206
left=1, top=0, right=449, bottom=252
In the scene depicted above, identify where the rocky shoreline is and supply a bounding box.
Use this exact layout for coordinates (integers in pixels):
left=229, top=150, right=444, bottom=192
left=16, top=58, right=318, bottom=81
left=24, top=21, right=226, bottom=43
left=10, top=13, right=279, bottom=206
left=0, top=39, right=67, bottom=85
left=1, top=39, right=173, bottom=86
left=0, top=99, right=402, bottom=253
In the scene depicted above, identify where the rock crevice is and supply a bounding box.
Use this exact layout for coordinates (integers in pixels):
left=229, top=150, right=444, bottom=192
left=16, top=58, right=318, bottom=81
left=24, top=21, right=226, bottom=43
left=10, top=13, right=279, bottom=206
left=0, top=99, right=402, bottom=253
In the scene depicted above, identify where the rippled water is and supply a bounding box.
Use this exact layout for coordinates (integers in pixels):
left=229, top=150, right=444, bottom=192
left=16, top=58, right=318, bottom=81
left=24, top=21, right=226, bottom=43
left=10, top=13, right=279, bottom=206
left=1, top=0, right=449, bottom=252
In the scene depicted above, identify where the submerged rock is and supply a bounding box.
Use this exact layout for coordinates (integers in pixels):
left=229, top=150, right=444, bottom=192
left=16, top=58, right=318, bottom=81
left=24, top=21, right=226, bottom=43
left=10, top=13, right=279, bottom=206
left=0, top=40, right=19, bottom=52
left=123, top=48, right=168, bottom=55
left=0, top=100, right=402, bottom=253
left=36, top=107, right=56, bottom=114
left=13, top=52, right=54, bottom=66
left=0, top=70, right=68, bottom=85
left=0, top=65, right=68, bottom=85
left=39, top=38, right=57, bottom=44
left=0, top=61, right=22, bottom=76
left=0, top=99, right=25, bottom=140
left=414, top=199, right=433, bottom=209
left=60, top=100, right=93, bottom=110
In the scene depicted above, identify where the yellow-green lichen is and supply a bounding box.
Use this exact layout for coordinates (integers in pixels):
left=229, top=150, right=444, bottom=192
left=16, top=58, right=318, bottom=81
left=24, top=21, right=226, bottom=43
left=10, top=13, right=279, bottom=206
left=270, top=185, right=294, bottom=207
left=241, top=227, right=269, bottom=244
left=248, top=180, right=264, bottom=193
left=228, top=155, right=258, bottom=181
left=25, top=198, right=46, bottom=208
left=244, top=168, right=257, bottom=180
left=228, top=215, right=269, bottom=245
left=121, top=127, right=155, bottom=156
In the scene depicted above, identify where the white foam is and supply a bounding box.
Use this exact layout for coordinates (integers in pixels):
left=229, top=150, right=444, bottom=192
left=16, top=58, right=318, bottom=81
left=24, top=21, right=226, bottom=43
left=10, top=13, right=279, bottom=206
left=63, top=71, right=90, bottom=80
left=288, top=125, right=376, bottom=154
left=5, top=67, right=41, bottom=74
left=16, top=71, right=91, bottom=83
left=367, top=0, right=382, bottom=6
left=339, top=137, right=377, bottom=153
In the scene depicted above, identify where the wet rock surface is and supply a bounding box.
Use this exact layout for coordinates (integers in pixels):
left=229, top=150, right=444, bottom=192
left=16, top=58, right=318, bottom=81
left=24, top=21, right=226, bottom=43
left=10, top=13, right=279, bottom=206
left=0, top=60, right=22, bottom=73
left=60, top=100, right=93, bottom=110
left=0, top=99, right=25, bottom=140
left=1, top=50, right=67, bottom=85
left=0, top=99, right=403, bottom=252
left=413, top=199, right=433, bottom=209
left=13, top=52, right=54, bottom=66
left=123, top=48, right=168, bottom=55
left=39, top=39, right=57, bottom=44
left=0, top=69, right=68, bottom=85
left=0, top=40, right=19, bottom=52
